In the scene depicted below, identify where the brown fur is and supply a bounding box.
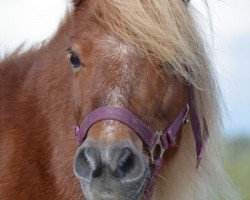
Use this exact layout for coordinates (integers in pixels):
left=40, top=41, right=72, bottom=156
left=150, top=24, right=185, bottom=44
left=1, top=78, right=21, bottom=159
left=0, top=13, right=80, bottom=199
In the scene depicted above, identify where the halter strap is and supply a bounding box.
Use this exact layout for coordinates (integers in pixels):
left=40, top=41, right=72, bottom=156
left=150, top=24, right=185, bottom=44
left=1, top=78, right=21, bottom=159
left=74, top=105, right=188, bottom=150
left=74, top=106, right=156, bottom=148
left=188, top=84, right=208, bottom=168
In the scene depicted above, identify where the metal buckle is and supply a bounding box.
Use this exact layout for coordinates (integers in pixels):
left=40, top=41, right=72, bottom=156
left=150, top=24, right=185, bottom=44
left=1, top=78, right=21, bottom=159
left=150, top=131, right=165, bottom=162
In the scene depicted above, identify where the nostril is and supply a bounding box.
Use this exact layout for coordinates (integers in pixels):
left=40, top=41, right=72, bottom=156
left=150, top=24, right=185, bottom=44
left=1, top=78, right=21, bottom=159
left=118, top=148, right=134, bottom=174
left=74, top=147, right=102, bottom=180
left=92, top=162, right=103, bottom=178
left=114, top=148, right=135, bottom=178
left=74, top=148, right=92, bottom=180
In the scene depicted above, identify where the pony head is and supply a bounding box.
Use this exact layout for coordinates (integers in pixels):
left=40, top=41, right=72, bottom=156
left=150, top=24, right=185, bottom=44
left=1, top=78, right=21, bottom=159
left=65, top=0, right=236, bottom=199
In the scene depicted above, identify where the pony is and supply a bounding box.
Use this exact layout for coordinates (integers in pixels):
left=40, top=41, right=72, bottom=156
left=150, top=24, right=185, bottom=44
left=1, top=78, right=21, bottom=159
left=0, top=0, right=240, bottom=199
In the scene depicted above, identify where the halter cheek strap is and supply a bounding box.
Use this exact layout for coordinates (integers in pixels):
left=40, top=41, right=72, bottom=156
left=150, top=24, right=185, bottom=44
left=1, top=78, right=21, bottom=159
left=188, top=84, right=208, bottom=167
left=72, top=85, right=207, bottom=200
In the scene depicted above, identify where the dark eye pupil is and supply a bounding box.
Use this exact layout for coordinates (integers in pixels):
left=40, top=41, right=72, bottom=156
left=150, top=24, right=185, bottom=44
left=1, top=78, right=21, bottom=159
left=70, top=52, right=81, bottom=68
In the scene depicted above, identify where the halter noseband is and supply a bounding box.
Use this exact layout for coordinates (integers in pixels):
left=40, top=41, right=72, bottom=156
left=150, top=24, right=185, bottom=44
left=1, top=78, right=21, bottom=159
left=73, top=84, right=207, bottom=200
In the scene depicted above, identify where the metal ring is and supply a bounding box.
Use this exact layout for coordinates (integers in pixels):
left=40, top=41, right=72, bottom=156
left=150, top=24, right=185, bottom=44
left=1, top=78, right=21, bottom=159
left=150, top=131, right=165, bottom=162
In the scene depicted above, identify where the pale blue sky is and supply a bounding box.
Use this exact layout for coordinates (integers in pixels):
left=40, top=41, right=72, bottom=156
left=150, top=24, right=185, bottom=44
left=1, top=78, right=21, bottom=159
left=0, top=0, right=249, bottom=136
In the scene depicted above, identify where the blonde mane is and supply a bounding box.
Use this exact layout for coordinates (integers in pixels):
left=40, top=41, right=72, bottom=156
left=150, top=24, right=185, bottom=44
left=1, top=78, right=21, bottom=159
left=90, top=0, right=240, bottom=199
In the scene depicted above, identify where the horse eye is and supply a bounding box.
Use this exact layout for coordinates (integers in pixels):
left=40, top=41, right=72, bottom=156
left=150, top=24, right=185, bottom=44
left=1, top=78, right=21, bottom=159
left=67, top=49, right=82, bottom=69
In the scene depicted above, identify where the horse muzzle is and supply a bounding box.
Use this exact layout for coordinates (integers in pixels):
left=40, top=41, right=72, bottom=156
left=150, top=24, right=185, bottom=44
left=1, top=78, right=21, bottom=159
left=73, top=139, right=149, bottom=200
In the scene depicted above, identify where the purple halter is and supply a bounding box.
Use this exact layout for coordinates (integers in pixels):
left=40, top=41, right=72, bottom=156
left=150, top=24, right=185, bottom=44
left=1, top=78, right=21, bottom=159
left=73, top=84, right=207, bottom=200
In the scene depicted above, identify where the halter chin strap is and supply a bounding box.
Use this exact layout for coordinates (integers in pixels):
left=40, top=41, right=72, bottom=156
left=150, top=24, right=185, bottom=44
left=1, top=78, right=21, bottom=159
left=73, top=84, right=207, bottom=200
